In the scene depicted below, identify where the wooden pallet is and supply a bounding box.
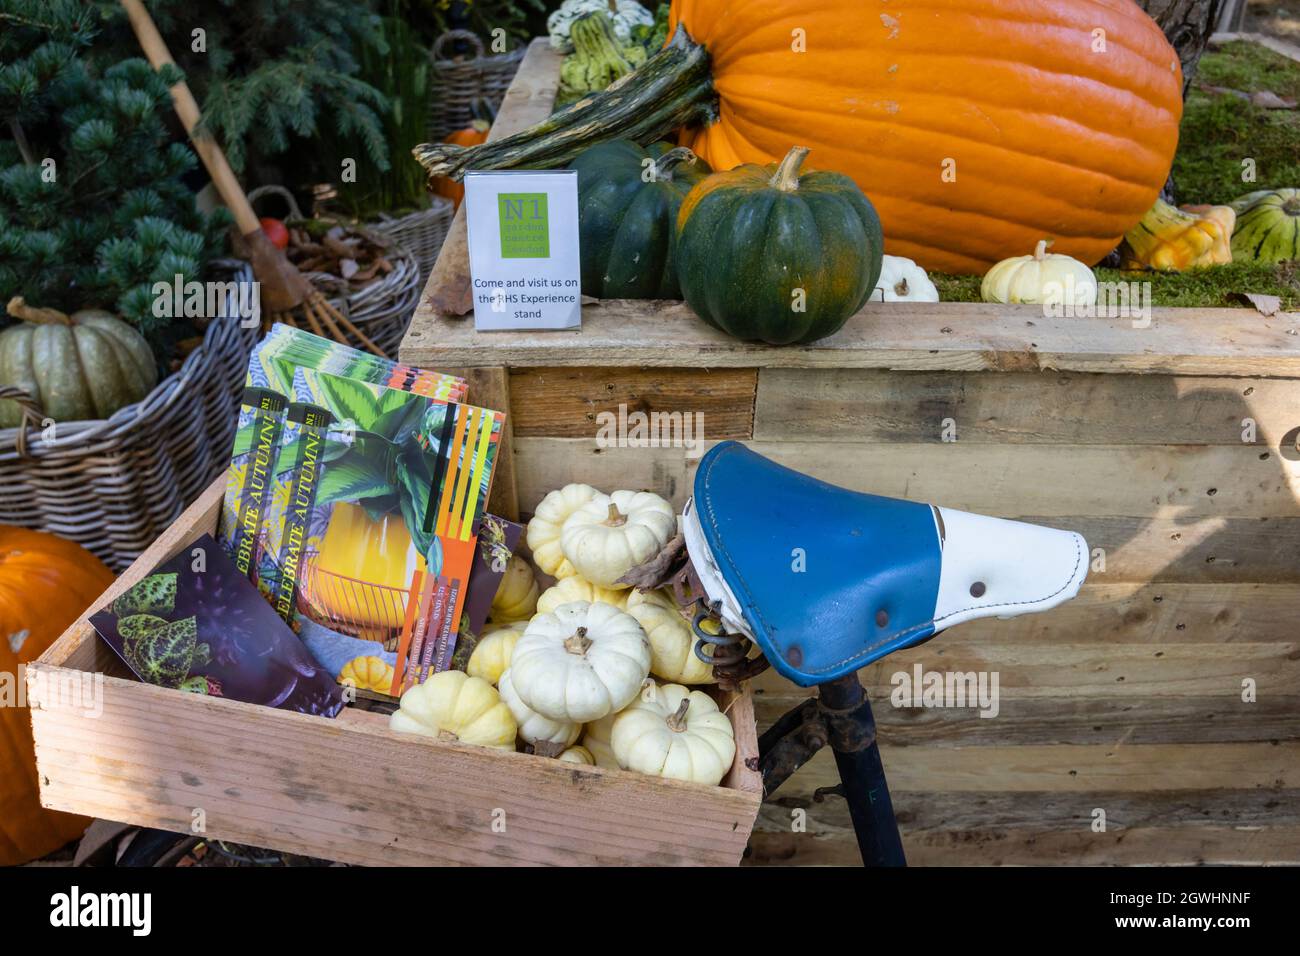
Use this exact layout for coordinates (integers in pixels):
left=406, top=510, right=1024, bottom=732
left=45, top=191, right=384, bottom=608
left=402, top=39, right=1300, bottom=866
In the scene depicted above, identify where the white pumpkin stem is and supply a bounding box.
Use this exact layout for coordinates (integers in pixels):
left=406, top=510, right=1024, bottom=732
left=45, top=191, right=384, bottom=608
left=607, top=0, right=618, bottom=13
left=6, top=296, right=72, bottom=326
left=666, top=698, right=690, bottom=732
left=564, top=625, right=593, bottom=655
left=771, top=146, right=810, bottom=192
left=1032, top=240, right=1051, bottom=261
left=436, top=728, right=460, bottom=743
left=603, top=502, right=627, bottom=527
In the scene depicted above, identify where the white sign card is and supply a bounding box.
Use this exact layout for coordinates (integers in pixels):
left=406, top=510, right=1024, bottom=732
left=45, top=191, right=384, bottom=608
left=463, top=169, right=582, bottom=330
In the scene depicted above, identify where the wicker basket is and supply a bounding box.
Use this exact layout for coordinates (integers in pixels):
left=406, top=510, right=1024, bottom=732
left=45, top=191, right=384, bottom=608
left=248, top=185, right=425, bottom=358
left=427, top=30, right=526, bottom=141
left=0, top=260, right=258, bottom=570
left=368, top=198, right=454, bottom=288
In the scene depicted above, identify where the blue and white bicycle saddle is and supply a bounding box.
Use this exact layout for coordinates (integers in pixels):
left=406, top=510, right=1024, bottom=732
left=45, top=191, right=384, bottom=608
left=682, top=442, right=1088, bottom=687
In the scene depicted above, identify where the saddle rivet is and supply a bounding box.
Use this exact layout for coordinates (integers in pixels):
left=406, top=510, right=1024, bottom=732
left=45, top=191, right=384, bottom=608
left=970, top=581, right=986, bottom=598
left=875, top=609, right=889, bottom=628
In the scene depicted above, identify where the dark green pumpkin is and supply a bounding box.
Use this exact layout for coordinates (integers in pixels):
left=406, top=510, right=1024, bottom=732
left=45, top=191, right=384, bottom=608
left=675, top=146, right=882, bottom=345
left=571, top=140, right=711, bottom=299
left=1229, top=189, right=1300, bottom=264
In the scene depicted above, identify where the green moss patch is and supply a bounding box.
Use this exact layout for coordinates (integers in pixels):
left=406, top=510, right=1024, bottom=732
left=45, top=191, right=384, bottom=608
left=1173, top=41, right=1300, bottom=205
left=932, top=261, right=1300, bottom=310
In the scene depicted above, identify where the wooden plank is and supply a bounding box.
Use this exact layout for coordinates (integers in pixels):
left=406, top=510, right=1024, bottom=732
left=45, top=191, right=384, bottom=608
left=417, top=39, right=562, bottom=318
left=914, top=582, right=1300, bottom=644
left=752, top=694, right=1300, bottom=747
left=773, top=741, right=1300, bottom=794
left=747, top=825, right=1300, bottom=866
left=402, top=299, right=1300, bottom=377
left=754, top=441, right=1300, bottom=520
left=755, top=368, right=1300, bottom=446
left=508, top=367, right=756, bottom=439
left=762, top=787, right=1300, bottom=834
left=28, top=666, right=760, bottom=867
left=512, top=436, right=1300, bottom=518
left=750, top=641, right=1300, bottom=701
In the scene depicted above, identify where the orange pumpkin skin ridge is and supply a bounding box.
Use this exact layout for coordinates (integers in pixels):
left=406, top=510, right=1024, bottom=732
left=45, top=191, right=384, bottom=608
left=668, top=0, right=1183, bottom=271
left=0, top=527, right=114, bottom=865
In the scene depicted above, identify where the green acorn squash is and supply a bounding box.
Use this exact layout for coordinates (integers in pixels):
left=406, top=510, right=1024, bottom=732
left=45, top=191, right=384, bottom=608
left=1229, top=189, right=1300, bottom=264
left=0, top=297, right=157, bottom=427
left=572, top=140, right=711, bottom=299
left=675, top=146, right=882, bottom=345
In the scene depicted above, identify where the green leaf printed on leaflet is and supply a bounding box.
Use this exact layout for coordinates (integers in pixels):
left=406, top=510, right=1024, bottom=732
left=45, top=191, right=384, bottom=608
left=315, top=446, right=395, bottom=507
left=314, top=373, right=383, bottom=426
left=396, top=444, right=438, bottom=565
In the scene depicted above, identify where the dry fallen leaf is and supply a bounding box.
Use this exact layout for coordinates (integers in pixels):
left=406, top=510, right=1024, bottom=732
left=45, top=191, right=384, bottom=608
left=1230, top=292, right=1283, bottom=316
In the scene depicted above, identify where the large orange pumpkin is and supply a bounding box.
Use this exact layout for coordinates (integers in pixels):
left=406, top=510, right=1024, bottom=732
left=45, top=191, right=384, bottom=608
left=0, top=527, right=114, bottom=865
left=416, top=0, right=1183, bottom=273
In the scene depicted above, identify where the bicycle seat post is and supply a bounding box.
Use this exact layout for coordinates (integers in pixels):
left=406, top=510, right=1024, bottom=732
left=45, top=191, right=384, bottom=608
left=817, top=673, right=906, bottom=867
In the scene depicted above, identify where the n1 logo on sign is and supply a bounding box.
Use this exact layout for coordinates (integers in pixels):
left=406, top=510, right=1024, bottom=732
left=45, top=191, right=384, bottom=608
left=498, top=193, right=549, bottom=258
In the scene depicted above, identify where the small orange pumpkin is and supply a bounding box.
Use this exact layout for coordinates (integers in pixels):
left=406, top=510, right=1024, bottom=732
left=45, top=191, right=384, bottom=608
left=0, top=527, right=115, bottom=865
left=431, top=99, right=496, bottom=209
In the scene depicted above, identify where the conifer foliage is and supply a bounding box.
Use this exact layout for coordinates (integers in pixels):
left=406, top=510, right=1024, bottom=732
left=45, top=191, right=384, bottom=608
left=0, top=0, right=226, bottom=356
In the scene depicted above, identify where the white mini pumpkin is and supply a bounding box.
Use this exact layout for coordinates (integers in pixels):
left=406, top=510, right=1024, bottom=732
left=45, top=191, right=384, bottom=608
left=581, top=710, right=624, bottom=769
left=536, top=574, right=628, bottom=615
left=611, top=682, right=736, bottom=786
left=558, top=745, right=595, bottom=765
left=498, top=668, right=582, bottom=757
left=981, top=239, right=1097, bottom=307
left=389, top=671, right=517, bottom=751
left=626, top=588, right=715, bottom=685
left=526, top=483, right=599, bottom=578
left=510, top=600, right=652, bottom=722
left=871, top=254, right=940, bottom=302
left=466, top=620, right=529, bottom=686
left=559, top=490, right=676, bottom=588
left=490, top=554, right=538, bottom=622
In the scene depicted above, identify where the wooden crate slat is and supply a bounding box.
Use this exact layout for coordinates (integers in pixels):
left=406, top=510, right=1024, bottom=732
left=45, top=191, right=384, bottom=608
left=29, top=666, right=760, bottom=867
left=404, top=299, right=1300, bottom=377
left=508, top=367, right=757, bottom=439
left=755, top=368, right=1300, bottom=445
left=909, top=582, right=1300, bottom=644
left=511, top=436, right=1300, bottom=520
left=748, top=825, right=1300, bottom=866
left=751, top=640, right=1300, bottom=700
left=752, top=694, right=1300, bottom=747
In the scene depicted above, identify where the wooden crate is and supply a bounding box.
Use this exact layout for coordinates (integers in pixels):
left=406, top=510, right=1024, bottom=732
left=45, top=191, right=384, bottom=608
left=28, top=479, right=762, bottom=867
left=401, top=39, right=1300, bottom=865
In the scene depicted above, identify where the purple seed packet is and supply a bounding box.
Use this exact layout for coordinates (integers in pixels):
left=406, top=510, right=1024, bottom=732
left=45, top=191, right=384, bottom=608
left=448, top=513, right=524, bottom=672
left=90, top=533, right=345, bottom=718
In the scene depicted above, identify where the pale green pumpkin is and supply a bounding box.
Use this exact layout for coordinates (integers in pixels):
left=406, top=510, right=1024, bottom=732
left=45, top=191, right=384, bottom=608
left=0, top=298, right=157, bottom=427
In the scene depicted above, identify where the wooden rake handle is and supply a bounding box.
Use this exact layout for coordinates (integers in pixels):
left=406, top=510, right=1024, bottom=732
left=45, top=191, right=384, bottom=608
left=119, top=0, right=261, bottom=235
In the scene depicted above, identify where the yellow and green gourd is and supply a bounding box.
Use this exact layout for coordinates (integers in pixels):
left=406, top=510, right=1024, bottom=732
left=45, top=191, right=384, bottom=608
left=556, top=11, right=647, bottom=108
left=1229, top=189, right=1300, bottom=264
